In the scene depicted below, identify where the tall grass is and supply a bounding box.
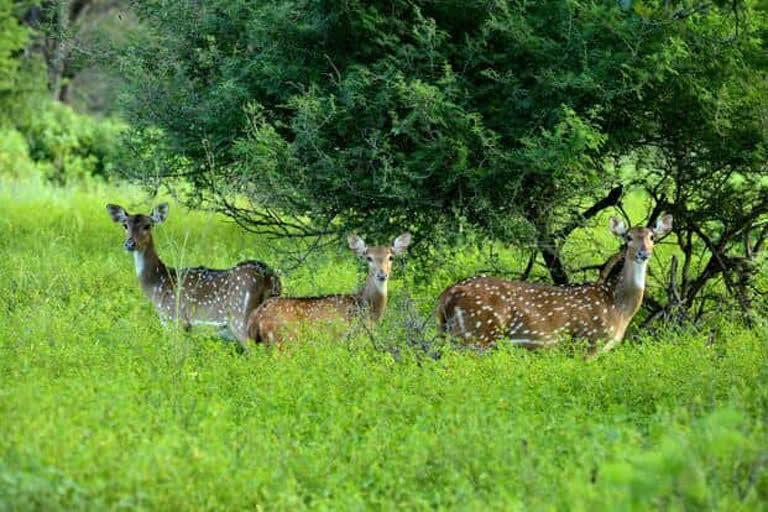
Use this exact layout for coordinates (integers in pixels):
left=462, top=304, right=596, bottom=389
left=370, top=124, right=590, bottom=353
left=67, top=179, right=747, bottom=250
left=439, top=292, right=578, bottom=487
left=0, top=179, right=766, bottom=510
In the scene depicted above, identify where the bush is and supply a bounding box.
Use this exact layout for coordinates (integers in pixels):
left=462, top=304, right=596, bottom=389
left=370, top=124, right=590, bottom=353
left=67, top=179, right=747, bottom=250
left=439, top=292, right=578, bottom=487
left=0, top=99, right=125, bottom=184
left=0, top=129, right=37, bottom=178
left=0, top=1, right=125, bottom=185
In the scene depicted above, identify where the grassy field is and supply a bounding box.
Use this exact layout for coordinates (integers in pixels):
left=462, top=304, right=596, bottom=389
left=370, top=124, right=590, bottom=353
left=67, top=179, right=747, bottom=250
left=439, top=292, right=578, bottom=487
left=1, top=178, right=767, bottom=510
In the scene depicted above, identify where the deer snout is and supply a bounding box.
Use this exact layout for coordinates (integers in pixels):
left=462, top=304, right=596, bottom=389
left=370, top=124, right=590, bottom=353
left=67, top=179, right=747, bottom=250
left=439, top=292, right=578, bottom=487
left=636, top=248, right=650, bottom=261
left=124, top=239, right=137, bottom=251
left=376, top=271, right=388, bottom=282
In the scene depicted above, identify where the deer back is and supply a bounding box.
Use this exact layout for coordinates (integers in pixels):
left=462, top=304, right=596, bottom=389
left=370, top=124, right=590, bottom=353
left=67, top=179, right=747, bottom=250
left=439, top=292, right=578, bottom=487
left=247, top=294, right=361, bottom=345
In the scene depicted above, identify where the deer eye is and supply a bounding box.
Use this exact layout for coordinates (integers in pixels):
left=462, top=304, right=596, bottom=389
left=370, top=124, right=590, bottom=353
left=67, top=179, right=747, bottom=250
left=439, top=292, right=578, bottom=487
left=122, top=223, right=128, bottom=230
left=388, top=255, right=394, bottom=261
left=366, top=256, right=373, bottom=262
left=625, top=235, right=632, bottom=242
left=143, top=225, right=151, bottom=231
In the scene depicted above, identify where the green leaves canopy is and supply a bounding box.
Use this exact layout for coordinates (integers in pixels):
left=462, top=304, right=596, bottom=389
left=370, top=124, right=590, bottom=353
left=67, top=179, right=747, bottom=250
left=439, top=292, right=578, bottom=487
left=120, top=0, right=645, bottom=238
left=119, top=0, right=768, bottom=315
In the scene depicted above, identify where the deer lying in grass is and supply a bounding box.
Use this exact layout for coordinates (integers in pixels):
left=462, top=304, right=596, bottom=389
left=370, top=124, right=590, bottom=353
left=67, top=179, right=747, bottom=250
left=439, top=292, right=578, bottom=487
left=247, top=233, right=412, bottom=346
left=437, top=215, right=673, bottom=354
left=106, top=203, right=281, bottom=344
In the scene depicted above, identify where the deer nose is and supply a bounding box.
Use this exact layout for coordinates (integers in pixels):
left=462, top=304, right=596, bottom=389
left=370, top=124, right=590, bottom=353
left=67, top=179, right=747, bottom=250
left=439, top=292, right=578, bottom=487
left=124, top=239, right=136, bottom=251
left=637, top=249, right=650, bottom=261
left=376, top=271, right=388, bottom=282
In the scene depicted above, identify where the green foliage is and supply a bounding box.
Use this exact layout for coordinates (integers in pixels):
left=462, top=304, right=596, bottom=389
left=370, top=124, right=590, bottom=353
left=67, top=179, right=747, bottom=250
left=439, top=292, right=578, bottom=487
left=611, top=0, right=768, bottom=318
left=0, top=128, right=37, bottom=177
left=0, top=100, right=126, bottom=184
left=0, top=2, right=127, bottom=185
left=119, top=0, right=643, bottom=241
left=0, top=0, right=27, bottom=94
left=20, top=100, right=125, bottom=184
left=117, top=1, right=768, bottom=314
left=1, top=178, right=767, bottom=509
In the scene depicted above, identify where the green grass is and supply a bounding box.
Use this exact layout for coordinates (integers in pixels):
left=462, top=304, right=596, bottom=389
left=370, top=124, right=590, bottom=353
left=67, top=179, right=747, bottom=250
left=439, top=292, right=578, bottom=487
left=1, top=179, right=767, bottom=510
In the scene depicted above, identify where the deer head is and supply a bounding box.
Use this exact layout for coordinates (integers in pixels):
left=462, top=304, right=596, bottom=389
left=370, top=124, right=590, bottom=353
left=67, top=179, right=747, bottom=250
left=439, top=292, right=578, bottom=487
left=610, top=214, right=673, bottom=263
left=348, top=232, right=412, bottom=290
left=106, top=203, right=169, bottom=252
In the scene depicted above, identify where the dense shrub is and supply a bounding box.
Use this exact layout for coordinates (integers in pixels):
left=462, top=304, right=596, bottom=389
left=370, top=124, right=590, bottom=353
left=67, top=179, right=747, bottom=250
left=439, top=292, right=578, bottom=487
left=0, top=1, right=125, bottom=185
left=19, top=100, right=125, bottom=184
left=0, top=129, right=37, bottom=178
left=0, top=100, right=125, bottom=184
left=0, top=0, right=27, bottom=95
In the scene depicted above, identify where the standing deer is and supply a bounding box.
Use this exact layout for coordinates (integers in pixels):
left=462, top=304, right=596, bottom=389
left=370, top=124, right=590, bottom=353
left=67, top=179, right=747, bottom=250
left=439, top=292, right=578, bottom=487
left=437, top=215, right=673, bottom=354
left=106, top=203, right=281, bottom=344
left=247, top=233, right=412, bottom=346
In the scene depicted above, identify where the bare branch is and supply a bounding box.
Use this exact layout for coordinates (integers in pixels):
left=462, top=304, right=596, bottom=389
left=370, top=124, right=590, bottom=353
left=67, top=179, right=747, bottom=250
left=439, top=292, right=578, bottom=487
left=553, top=185, right=624, bottom=240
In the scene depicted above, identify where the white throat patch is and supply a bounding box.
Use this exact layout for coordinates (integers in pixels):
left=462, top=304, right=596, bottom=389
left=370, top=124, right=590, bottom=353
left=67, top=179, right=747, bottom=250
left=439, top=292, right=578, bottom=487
left=632, top=260, right=648, bottom=289
left=373, top=279, right=388, bottom=294
left=134, top=251, right=145, bottom=277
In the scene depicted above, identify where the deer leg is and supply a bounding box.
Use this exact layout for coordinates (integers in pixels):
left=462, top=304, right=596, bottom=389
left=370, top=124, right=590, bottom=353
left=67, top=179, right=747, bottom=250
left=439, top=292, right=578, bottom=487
left=228, top=317, right=248, bottom=344
left=585, top=336, right=621, bottom=360
left=599, top=337, right=621, bottom=354
left=228, top=289, right=260, bottom=345
left=585, top=340, right=599, bottom=360
left=217, top=326, right=237, bottom=341
left=225, top=315, right=255, bottom=353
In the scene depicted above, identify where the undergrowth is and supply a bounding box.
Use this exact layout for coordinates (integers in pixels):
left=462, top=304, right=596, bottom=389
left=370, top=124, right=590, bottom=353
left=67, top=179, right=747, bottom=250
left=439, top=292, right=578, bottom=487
left=0, top=179, right=766, bottom=510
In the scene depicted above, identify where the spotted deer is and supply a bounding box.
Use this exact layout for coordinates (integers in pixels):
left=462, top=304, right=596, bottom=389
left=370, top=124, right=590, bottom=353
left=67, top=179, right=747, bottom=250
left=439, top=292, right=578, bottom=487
left=106, top=203, right=281, bottom=344
left=437, top=215, right=673, bottom=354
left=247, top=233, right=412, bottom=346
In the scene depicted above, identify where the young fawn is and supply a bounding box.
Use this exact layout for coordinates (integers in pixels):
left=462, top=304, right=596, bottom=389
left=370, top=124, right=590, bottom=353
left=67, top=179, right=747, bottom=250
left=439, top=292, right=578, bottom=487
left=106, top=203, right=281, bottom=343
left=437, top=215, right=673, bottom=354
left=247, top=233, right=412, bottom=346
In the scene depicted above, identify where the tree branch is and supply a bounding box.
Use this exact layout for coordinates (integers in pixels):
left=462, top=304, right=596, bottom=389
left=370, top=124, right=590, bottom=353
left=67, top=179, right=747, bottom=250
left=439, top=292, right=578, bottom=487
left=554, top=185, right=624, bottom=240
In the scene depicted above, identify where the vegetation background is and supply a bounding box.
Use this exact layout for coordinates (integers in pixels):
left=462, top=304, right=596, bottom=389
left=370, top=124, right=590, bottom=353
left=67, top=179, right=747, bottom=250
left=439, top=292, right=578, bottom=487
left=1, top=0, right=767, bottom=509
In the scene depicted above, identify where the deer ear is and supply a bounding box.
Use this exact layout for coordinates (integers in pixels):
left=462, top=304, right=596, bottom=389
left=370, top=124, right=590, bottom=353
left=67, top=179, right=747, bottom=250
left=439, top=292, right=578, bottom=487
left=392, top=232, right=412, bottom=255
left=609, top=216, right=627, bottom=237
left=106, top=204, right=128, bottom=223
left=348, top=234, right=367, bottom=256
left=654, top=214, right=673, bottom=237
left=150, top=203, right=169, bottom=224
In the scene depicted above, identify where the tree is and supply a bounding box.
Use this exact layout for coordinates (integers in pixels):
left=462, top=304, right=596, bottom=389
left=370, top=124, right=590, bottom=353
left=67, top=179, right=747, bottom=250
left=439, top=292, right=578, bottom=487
left=21, top=0, right=123, bottom=107
left=118, top=1, right=631, bottom=248
left=629, top=2, right=768, bottom=321
left=117, top=0, right=768, bottom=320
left=0, top=0, right=30, bottom=122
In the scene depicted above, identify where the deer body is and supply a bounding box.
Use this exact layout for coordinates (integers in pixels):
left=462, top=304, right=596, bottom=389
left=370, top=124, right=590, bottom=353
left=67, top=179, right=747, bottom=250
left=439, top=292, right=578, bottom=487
left=248, top=233, right=411, bottom=346
left=437, top=215, right=672, bottom=353
left=107, top=203, right=281, bottom=343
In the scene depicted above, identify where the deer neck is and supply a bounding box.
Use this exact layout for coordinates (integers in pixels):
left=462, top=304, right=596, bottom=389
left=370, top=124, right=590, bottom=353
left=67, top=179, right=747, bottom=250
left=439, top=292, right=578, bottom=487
left=612, top=255, right=647, bottom=318
left=359, top=274, right=388, bottom=322
left=134, top=240, right=167, bottom=293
